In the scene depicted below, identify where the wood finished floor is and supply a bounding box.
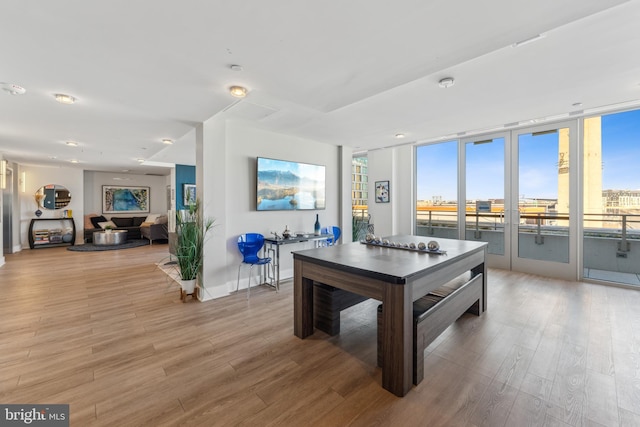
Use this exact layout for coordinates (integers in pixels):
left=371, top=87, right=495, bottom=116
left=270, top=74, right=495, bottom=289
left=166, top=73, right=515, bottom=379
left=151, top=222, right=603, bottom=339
left=1, top=245, right=640, bottom=426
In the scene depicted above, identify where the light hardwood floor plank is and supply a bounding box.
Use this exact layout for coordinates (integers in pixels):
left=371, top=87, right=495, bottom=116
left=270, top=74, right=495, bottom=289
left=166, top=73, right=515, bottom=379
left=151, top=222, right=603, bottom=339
left=1, top=245, right=640, bottom=426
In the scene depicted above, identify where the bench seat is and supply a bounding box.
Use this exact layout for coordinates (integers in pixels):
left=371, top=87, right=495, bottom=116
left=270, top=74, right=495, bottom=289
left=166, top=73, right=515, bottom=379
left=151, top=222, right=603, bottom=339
left=377, top=271, right=484, bottom=385
left=313, top=283, right=369, bottom=335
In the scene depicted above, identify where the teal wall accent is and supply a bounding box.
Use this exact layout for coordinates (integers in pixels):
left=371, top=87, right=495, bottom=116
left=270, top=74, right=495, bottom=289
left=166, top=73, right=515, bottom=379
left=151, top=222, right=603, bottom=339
left=176, top=164, right=195, bottom=210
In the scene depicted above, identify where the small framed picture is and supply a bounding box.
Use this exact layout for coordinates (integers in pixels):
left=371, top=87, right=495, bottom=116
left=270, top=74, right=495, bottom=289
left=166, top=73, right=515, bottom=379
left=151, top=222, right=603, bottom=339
left=375, top=180, right=390, bottom=203
left=183, top=184, right=196, bottom=206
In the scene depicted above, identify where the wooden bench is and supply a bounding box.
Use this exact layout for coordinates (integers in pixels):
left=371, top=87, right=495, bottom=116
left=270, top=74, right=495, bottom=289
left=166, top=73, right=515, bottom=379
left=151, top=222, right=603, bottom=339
left=377, top=271, right=484, bottom=385
left=313, top=283, right=369, bottom=335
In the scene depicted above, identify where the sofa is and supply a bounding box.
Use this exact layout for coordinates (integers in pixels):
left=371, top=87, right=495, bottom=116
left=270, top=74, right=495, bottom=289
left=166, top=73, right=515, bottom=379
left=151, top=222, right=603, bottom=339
left=84, top=214, right=168, bottom=243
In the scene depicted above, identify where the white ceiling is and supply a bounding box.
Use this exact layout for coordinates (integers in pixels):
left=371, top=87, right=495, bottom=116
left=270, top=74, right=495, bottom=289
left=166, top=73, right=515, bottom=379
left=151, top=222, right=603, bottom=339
left=1, top=0, right=639, bottom=176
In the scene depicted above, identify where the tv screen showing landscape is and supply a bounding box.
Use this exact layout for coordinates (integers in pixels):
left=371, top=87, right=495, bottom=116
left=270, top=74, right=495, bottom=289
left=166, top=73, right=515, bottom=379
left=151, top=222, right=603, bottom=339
left=257, top=157, right=326, bottom=211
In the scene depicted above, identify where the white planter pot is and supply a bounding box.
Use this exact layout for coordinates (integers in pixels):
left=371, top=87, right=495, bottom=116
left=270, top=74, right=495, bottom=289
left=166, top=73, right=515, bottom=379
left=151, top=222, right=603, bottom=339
left=180, top=279, right=197, bottom=294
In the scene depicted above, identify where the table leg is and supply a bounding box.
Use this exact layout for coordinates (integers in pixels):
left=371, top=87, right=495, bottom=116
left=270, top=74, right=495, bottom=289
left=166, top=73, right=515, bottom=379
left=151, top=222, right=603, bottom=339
left=293, top=259, right=314, bottom=338
left=471, top=261, right=487, bottom=312
left=381, top=282, right=413, bottom=397
left=275, top=244, right=280, bottom=291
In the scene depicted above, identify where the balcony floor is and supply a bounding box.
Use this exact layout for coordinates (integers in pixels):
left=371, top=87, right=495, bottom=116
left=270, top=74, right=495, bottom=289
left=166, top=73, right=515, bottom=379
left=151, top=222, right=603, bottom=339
left=584, top=268, right=640, bottom=287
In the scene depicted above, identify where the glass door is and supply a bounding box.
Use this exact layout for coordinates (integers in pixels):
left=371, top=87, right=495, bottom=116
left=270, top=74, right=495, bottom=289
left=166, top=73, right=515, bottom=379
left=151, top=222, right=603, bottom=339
left=461, top=134, right=510, bottom=269
left=511, top=122, right=578, bottom=280
left=416, top=141, right=459, bottom=239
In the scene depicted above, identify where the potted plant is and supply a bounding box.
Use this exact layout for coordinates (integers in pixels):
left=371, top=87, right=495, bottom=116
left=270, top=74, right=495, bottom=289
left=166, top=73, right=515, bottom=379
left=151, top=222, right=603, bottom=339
left=173, top=198, right=215, bottom=297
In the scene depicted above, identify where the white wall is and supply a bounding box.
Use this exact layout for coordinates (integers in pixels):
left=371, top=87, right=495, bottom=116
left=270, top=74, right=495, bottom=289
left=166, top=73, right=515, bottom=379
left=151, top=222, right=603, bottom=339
left=367, top=150, right=394, bottom=237
left=367, top=146, right=414, bottom=237
left=198, top=118, right=341, bottom=300
left=83, top=171, right=169, bottom=217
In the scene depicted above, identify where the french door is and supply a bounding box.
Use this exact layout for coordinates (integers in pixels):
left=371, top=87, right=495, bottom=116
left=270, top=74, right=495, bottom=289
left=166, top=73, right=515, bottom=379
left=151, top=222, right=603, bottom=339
left=457, top=122, right=579, bottom=280
left=509, top=122, right=578, bottom=280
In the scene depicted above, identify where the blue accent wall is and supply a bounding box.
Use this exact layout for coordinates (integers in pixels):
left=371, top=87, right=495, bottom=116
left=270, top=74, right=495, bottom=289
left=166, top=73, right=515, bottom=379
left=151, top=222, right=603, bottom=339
left=176, top=164, right=195, bottom=210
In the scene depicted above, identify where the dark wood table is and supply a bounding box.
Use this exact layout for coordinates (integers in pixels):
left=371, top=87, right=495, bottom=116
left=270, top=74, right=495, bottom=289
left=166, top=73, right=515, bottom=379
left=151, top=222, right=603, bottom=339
left=293, top=235, right=487, bottom=397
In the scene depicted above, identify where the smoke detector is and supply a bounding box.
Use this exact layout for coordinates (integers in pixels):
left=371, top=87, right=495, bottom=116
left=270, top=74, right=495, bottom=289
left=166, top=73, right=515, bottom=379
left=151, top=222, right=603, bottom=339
left=1, top=83, right=26, bottom=95
left=438, top=77, right=455, bottom=89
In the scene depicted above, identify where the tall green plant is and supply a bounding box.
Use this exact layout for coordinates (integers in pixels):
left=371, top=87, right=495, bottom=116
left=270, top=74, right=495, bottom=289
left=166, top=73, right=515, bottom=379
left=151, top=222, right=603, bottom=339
left=174, top=199, right=215, bottom=281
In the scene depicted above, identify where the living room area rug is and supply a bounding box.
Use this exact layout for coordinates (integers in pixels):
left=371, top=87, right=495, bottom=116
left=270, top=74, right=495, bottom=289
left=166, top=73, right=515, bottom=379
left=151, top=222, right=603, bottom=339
left=67, top=239, right=150, bottom=252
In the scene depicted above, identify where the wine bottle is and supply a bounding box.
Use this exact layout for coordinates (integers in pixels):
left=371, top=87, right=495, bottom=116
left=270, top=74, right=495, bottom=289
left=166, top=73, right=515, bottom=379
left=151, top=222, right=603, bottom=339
left=314, top=214, right=320, bottom=235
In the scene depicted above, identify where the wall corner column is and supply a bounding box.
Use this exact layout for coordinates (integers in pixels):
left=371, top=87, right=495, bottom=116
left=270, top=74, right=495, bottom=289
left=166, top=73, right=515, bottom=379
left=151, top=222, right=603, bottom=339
left=197, top=118, right=229, bottom=301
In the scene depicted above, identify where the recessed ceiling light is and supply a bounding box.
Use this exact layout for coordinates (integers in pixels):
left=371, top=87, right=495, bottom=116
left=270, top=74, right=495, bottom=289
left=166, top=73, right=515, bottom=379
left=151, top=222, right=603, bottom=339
left=162, top=139, right=173, bottom=145
left=65, top=141, right=78, bottom=147
left=54, top=93, right=76, bottom=104
left=137, top=159, right=145, bottom=163
left=1, top=83, right=26, bottom=95
left=438, top=77, right=455, bottom=88
left=395, top=133, right=405, bottom=139
left=229, top=85, right=248, bottom=98
left=230, top=64, right=243, bottom=71
left=70, top=159, right=79, bottom=164
left=572, top=102, right=583, bottom=107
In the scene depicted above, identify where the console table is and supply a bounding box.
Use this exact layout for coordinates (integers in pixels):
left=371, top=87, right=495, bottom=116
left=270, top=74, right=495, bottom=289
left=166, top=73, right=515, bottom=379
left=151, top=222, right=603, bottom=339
left=264, top=233, right=333, bottom=291
left=29, top=218, right=76, bottom=249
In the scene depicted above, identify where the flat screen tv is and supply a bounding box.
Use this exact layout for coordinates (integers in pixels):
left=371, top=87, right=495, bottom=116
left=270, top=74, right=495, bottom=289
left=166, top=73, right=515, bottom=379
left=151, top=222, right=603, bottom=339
left=257, top=157, right=326, bottom=211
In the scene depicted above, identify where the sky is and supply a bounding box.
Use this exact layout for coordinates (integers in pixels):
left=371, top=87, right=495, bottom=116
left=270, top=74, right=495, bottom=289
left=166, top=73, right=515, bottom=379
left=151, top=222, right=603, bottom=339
left=416, top=108, right=640, bottom=202
left=258, top=157, right=325, bottom=181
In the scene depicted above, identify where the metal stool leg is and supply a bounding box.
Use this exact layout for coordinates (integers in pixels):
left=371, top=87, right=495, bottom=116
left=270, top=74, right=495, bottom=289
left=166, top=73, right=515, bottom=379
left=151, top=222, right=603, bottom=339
left=247, top=265, right=254, bottom=299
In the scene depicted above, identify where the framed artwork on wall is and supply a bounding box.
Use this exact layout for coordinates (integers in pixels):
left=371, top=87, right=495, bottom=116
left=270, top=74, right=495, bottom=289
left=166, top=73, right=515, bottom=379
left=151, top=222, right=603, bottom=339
left=183, top=184, right=196, bottom=205
left=375, top=180, right=390, bottom=203
left=256, top=157, right=326, bottom=211
left=102, top=185, right=150, bottom=214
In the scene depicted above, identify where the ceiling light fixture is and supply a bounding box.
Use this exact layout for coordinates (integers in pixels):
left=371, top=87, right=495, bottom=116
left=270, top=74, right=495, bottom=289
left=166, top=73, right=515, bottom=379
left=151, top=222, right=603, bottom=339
left=438, top=77, right=455, bottom=88
left=395, top=133, right=405, bottom=139
left=229, top=85, right=248, bottom=98
left=65, top=141, right=78, bottom=147
left=1, top=83, right=26, bottom=95
left=230, top=64, right=243, bottom=71
left=572, top=102, right=583, bottom=107
left=137, top=159, right=145, bottom=163
left=162, top=139, right=173, bottom=145
left=69, top=159, right=79, bottom=164
left=512, top=34, right=545, bottom=48
left=54, top=93, right=76, bottom=104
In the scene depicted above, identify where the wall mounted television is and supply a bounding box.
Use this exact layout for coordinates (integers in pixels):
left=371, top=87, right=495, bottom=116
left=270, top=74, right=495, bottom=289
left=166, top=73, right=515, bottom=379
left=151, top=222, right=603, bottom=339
left=256, top=157, right=326, bottom=211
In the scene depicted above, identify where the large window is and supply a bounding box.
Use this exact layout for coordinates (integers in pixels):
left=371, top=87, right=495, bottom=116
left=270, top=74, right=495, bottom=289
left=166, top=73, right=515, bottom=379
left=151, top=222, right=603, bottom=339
left=416, top=141, right=458, bottom=238
left=352, top=156, right=370, bottom=241
left=583, top=109, right=640, bottom=285
left=465, top=137, right=505, bottom=255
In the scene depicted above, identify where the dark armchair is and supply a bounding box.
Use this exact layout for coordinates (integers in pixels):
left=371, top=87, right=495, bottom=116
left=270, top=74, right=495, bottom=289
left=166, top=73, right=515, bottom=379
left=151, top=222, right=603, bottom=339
left=140, top=222, right=168, bottom=245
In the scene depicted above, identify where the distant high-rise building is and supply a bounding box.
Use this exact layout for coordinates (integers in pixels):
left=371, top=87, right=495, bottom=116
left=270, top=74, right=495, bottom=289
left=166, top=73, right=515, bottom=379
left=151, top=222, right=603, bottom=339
left=352, top=156, right=368, bottom=207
